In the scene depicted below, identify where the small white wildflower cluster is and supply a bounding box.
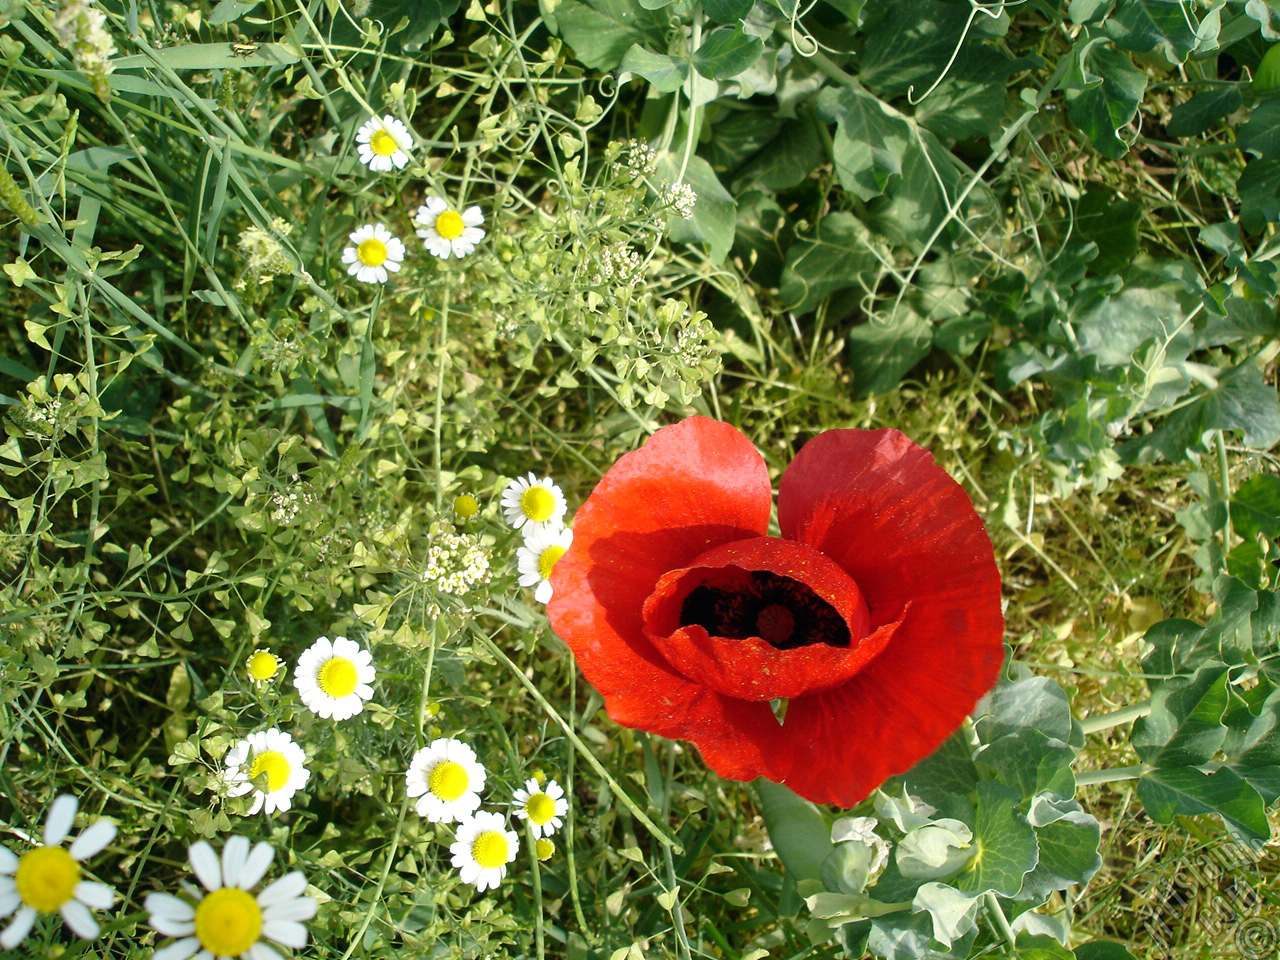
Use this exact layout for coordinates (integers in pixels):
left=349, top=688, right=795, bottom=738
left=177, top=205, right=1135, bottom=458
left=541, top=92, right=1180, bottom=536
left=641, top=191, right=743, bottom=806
left=619, top=139, right=659, bottom=178
left=592, top=241, right=643, bottom=286
left=502, top=474, right=572, bottom=606
left=50, top=0, right=116, bottom=103
left=405, top=740, right=569, bottom=891
left=659, top=180, right=697, bottom=219
left=236, top=217, right=294, bottom=287
left=268, top=475, right=317, bottom=526
left=419, top=524, right=492, bottom=617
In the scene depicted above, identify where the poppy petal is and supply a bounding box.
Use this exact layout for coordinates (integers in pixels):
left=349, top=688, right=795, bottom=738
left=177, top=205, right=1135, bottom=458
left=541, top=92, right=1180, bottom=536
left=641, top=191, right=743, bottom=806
left=548, top=417, right=780, bottom=780
left=641, top=536, right=898, bottom=702
left=775, top=428, right=1005, bottom=805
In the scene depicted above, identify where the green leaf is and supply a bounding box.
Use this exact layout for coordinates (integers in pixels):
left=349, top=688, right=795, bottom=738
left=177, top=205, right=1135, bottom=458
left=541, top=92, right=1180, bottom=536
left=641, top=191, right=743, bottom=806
left=1064, top=40, right=1147, bottom=159
left=1246, top=0, right=1280, bottom=41
left=1255, top=43, right=1280, bottom=92
left=325, top=0, right=460, bottom=48
left=210, top=0, right=261, bottom=24
left=910, top=883, right=980, bottom=948
left=902, top=731, right=981, bottom=814
left=1074, top=943, right=1138, bottom=960
left=618, top=44, right=688, bottom=92
left=692, top=24, right=764, bottom=80
left=659, top=153, right=736, bottom=263
left=1232, top=474, right=1280, bottom=540
left=1120, top=360, right=1280, bottom=463
left=1237, top=158, right=1280, bottom=233
left=1018, top=801, right=1102, bottom=901
left=1224, top=684, right=1280, bottom=802
left=977, top=730, right=1077, bottom=801
left=896, top=820, right=974, bottom=881
left=860, top=0, right=1008, bottom=98
left=1105, top=0, right=1200, bottom=62
left=1015, top=933, right=1076, bottom=959
left=818, top=86, right=911, bottom=202
left=1137, top=765, right=1270, bottom=846
left=730, top=118, right=822, bottom=191
left=779, top=212, right=880, bottom=314
left=846, top=313, right=933, bottom=397
left=1239, top=98, right=1280, bottom=159
left=702, top=0, right=753, bottom=23
left=954, top=782, right=1039, bottom=897
left=554, top=0, right=657, bottom=70
left=1167, top=86, right=1243, bottom=138
left=1076, top=188, right=1142, bottom=275
left=757, top=780, right=833, bottom=884
left=1133, top=664, right=1230, bottom=766
left=973, top=676, right=1073, bottom=744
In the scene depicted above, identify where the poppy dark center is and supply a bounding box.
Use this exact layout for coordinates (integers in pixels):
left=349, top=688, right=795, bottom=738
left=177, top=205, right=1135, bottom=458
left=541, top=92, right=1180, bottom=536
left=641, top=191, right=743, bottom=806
left=678, top=570, right=851, bottom=650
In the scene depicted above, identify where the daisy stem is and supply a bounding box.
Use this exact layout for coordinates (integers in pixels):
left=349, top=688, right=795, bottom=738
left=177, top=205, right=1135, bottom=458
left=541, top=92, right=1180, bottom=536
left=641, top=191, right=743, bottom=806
left=433, top=285, right=450, bottom=514
left=661, top=741, right=692, bottom=960
left=340, top=793, right=412, bottom=960
left=528, top=824, right=546, bottom=960
left=984, top=892, right=1017, bottom=950
left=479, top=635, right=684, bottom=854
left=357, top=285, right=382, bottom=439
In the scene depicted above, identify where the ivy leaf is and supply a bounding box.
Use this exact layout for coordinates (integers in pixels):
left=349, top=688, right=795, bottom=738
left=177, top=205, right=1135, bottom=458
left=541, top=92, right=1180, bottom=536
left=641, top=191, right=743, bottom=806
left=976, top=730, right=1077, bottom=801
left=846, top=312, right=933, bottom=397
left=692, top=24, right=763, bottom=80
left=554, top=0, right=658, bottom=70
left=1239, top=97, right=1280, bottom=159
left=860, top=0, right=1008, bottom=98
left=1137, top=765, right=1270, bottom=846
left=779, top=212, right=880, bottom=314
left=1245, top=0, right=1280, bottom=41
left=818, top=86, right=911, bottom=201
left=618, top=44, right=688, bottom=92
left=953, top=782, right=1039, bottom=897
left=1120, top=360, right=1280, bottom=464
left=702, top=0, right=752, bottom=23
left=1232, top=474, right=1280, bottom=540
left=1237, top=158, right=1280, bottom=233
left=1063, top=39, right=1147, bottom=159
left=1167, top=86, right=1243, bottom=138
left=1105, top=0, right=1200, bottom=62
left=1076, top=187, right=1142, bottom=275
left=1017, top=803, right=1102, bottom=902
left=1132, top=664, right=1230, bottom=767
left=972, top=676, right=1074, bottom=744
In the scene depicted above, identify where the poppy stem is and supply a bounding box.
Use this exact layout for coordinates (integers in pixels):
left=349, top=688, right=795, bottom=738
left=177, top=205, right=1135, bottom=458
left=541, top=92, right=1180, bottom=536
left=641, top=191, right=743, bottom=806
left=1078, top=701, right=1152, bottom=735
left=480, top=635, right=685, bottom=854
left=984, top=892, right=1017, bottom=949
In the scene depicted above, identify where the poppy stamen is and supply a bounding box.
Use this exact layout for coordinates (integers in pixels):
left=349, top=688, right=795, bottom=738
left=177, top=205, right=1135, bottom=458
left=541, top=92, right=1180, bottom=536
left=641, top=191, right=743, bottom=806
left=679, top=570, right=850, bottom=650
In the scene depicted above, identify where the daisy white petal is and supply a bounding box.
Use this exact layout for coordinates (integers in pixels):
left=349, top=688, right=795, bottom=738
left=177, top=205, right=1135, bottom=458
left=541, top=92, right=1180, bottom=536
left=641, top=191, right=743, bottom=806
left=414, top=196, right=486, bottom=260
left=44, top=795, right=77, bottom=846
left=69, top=819, right=116, bottom=861
left=60, top=898, right=98, bottom=939
left=294, top=636, right=376, bottom=720
left=342, top=224, right=405, bottom=286
left=239, top=843, right=275, bottom=890
left=0, top=890, right=19, bottom=918
left=517, top=525, right=573, bottom=606
left=188, top=841, right=221, bottom=892
left=154, top=937, right=202, bottom=960
left=223, top=728, right=310, bottom=817
left=0, top=847, right=17, bottom=875
left=74, top=881, right=114, bottom=911
left=406, top=738, right=487, bottom=824
left=450, top=811, right=518, bottom=893
left=0, top=906, right=37, bottom=950
left=501, top=473, right=567, bottom=532
left=257, top=871, right=308, bottom=908
left=355, top=115, right=412, bottom=172
left=262, top=918, right=308, bottom=948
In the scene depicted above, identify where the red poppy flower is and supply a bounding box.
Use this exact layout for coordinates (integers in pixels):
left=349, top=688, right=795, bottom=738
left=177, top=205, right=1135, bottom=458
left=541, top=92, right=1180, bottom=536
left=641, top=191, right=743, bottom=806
left=547, top=416, right=1004, bottom=807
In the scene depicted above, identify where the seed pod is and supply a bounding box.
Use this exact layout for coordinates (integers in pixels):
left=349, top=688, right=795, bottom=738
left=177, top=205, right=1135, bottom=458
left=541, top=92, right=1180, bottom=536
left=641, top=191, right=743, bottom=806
left=0, top=165, right=39, bottom=226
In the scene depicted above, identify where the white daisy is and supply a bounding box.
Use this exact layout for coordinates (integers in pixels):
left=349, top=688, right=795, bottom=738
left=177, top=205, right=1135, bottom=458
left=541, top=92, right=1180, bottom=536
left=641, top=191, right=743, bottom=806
left=511, top=778, right=568, bottom=839
left=413, top=196, right=485, bottom=260
left=293, top=635, right=376, bottom=720
left=405, top=738, right=487, bottom=823
left=500, top=473, right=567, bottom=533
left=342, top=224, right=405, bottom=284
left=245, top=649, right=282, bottom=687
left=355, top=115, right=412, bottom=172
left=0, top=795, right=116, bottom=949
left=517, top=526, right=573, bottom=604
left=450, top=811, right=518, bottom=893
left=145, top=836, right=318, bottom=960
left=223, top=728, right=311, bottom=816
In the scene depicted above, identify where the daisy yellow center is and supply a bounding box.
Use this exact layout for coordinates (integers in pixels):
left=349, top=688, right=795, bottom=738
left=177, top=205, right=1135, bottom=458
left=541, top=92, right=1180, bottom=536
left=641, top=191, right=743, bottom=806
left=520, top=486, right=555, bottom=523
left=524, top=792, right=557, bottom=826
left=195, top=887, right=263, bottom=957
left=535, top=838, right=555, bottom=861
left=248, top=750, right=291, bottom=793
left=453, top=494, right=479, bottom=519
left=472, top=831, right=510, bottom=870
left=247, top=651, right=279, bottom=682
left=15, top=846, right=81, bottom=913
left=428, top=760, right=469, bottom=801
left=538, top=545, right=567, bottom=581
left=317, top=656, right=359, bottom=698
left=370, top=129, right=399, bottom=157
left=434, top=210, right=464, bottom=240
left=357, top=238, right=388, bottom=267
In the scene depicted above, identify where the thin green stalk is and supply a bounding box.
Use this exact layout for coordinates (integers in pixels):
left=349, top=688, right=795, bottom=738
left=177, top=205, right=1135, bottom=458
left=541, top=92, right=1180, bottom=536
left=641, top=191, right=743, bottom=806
left=1080, top=702, right=1151, bottom=735
left=564, top=663, right=592, bottom=940
left=984, top=892, right=1017, bottom=951
left=1217, top=429, right=1232, bottom=554
left=1075, top=764, right=1148, bottom=786
left=479, top=635, right=683, bottom=854
left=529, top=824, right=546, bottom=960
